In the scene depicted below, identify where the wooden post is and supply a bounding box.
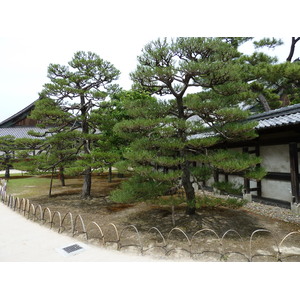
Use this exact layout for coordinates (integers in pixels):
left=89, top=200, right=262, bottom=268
left=289, top=143, right=300, bottom=204
left=243, top=147, right=250, bottom=194
left=108, top=165, right=112, bottom=183
left=255, top=144, right=262, bottom=197
left=243, top=145, right=262, bottom=196
left=224, top=173, right=228, bottom=183
left=213, top=169, right=219, bottom=183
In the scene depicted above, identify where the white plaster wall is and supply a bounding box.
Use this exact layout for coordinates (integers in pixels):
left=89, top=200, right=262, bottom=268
left=260, top=145, right=290, bottom=172
left=199, top=144, right=294, bottom=203
left=227, top=175, right=243, bottom=186
left=261, top=179, right=291, bottom=202
left=206, top=176, right=215, bottom=186
left=227, top=175, right=259, bottom=193
left=219, top=174, right=225, bottom=182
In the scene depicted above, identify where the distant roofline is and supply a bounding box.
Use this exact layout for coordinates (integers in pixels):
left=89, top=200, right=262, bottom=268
left=0, top=100, right=37, bottom=127
left=248, top=103, right=300, bottom=121
left=2, top=100, right=300, bottom=130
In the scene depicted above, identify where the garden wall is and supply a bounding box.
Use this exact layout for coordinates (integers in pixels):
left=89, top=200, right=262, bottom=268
left=201, top=143, right=298, bottom=206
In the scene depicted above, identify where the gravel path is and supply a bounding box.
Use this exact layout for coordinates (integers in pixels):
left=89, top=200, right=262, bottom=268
left=243, top=201, right=300, bottom=225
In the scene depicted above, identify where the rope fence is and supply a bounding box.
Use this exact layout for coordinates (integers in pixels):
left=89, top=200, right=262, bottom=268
left=1, top=180, right=300, bottom=262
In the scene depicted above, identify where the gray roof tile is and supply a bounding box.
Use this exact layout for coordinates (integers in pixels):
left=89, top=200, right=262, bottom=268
left=255, top=111, right=300, bottom=129
left=0, top=127, right=47, bottom=139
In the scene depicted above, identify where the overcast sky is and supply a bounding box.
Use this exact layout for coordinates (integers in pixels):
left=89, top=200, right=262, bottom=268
left=0, top=0, right=298, bottom=123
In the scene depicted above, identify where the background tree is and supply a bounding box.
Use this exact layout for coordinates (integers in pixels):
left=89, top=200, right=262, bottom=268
left=112, top=91, right=180, bottom=203
left=13, top=137, right=43, bottom=175
left=286, top=37, right=300, bottom=62
left=0, top=136, right=42, bottom=177
left=0, top=135, right=16, bottom=178
left=34, top=51, right=120, bottom=198
left=244, top=37, right=300, bottom=111
left=90, top=90, right=131, bottom=182
left=114, top=38, right=265, bottom=215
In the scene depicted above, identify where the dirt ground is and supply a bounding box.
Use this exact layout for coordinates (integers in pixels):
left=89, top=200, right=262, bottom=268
left=10, top=174, right=300, bottom=261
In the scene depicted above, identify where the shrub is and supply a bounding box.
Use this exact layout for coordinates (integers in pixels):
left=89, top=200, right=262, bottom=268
left=212, top=181, right=243, bottom=195
left=110, top=175, right=172, bottom=203
left=196, top=195, right=246, bottom=209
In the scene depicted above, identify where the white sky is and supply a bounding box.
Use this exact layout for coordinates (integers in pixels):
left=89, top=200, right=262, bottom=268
left=0, top=0, right=299, bottom=122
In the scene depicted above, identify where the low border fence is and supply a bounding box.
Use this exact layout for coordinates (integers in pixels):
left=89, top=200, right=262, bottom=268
left=1, top=180, right=300, bottom=262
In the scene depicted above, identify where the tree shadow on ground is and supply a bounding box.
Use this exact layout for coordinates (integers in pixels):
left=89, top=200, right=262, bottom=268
left=127, top=206, right=265, bottom=238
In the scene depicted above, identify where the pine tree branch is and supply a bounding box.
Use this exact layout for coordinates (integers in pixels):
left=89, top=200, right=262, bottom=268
left=286, top=37, right=300, bottom=62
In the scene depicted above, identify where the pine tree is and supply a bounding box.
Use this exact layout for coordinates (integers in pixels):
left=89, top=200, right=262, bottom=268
left=243, top=37, right=300, bottom=111
left=0, top=135, right=16, bottom=178
left=32, top=51, right=120, bottom=198
left=114, top=38, right=265, bottom=215
left=90, top=91, right=130, bottom=182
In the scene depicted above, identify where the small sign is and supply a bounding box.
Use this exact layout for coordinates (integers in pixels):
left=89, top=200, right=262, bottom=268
left=55, top=242, right=89, bottom=257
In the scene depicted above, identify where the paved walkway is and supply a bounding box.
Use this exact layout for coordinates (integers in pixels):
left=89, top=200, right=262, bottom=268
left=0, top=203, right=295, bottom=300
left=0, top=203, right=158, bottom=262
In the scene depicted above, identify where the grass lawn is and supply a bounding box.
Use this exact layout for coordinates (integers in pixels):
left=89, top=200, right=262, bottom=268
left=3, top=174, right=118, bottom=200
left=5, top=176, right=59, bottom=199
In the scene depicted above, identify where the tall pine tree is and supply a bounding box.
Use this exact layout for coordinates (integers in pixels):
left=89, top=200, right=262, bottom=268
left=33, top=51, right=120, bottom=198
left=113, top=38, right=265, bottom=215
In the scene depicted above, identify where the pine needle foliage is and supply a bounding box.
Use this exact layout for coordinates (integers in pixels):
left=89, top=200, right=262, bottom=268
left=28, top=51, right=120, bottom=198
left=112, top=38, right=267, bottom=214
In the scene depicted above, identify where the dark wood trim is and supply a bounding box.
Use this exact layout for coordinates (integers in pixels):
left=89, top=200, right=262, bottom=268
left=289, top=142, right=300, bottom=203
left=243, top=147, right=250, bottom=193
left=242, top=145, right=262, bottom=196
left=256, top=180, right=262, bottom=197
left=264, top=172, right=291, bottom=181
left=219, top=171, right=297, bottom=182
left=213, top=169, right=219, bottom=183
left=224, top=174, right=228, bottom=183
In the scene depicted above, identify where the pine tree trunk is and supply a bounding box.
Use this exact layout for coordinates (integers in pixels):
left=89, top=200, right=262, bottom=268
left=280, top=93, right=290, bottom=107
left=258, top=94, right=271, bottom=112
left=82, top=167, right=92, bottom=199
left=4, top=165, right=10, bottom=179
left=181, top=162, right=196, bottom=215
left=80, top=95, right=92, bottom=199
left=49, top=168, right=54, bottom=197
left=59, top=166, right=65, bottom=186
left=176, top=94, right=196, bottom=215
left=108, top=165, right=112, bottom=182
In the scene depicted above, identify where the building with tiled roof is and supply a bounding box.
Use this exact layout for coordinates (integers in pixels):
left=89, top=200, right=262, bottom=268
left=0, top=101, right=37, bottom=128
left=0, top=101, right=48, bottom=139
left=209, top=103, right=300, bottom=210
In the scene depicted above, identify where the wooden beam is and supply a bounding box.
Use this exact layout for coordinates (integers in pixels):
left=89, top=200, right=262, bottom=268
left=242, top=147, right=251, bottom=194
left=255, top=144, right=262, bottom=197
left=213, top=169, right=219, bottom=183
left=289, top=142, right=300, bottom=203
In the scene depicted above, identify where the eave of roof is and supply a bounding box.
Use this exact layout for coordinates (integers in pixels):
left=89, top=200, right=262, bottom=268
left=248, top=103, right=300, bottom=130
left=248, top=103, right=300, bottom=121
left=189, top=104, right=300, bottom=141
left=0, top=101, right=37, bottom=128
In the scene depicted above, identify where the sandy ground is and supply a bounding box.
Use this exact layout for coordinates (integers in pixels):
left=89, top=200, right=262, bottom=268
left=0, top=202, right=160, bottom=262
left=0, top=203, right=298, bottom=300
